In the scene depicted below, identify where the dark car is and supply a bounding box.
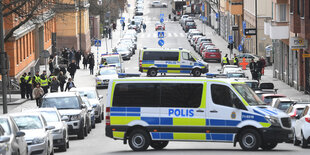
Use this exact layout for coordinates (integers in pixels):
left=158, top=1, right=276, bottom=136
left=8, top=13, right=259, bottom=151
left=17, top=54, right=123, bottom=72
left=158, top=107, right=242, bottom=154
left=184, top=22, right=196, bottom=32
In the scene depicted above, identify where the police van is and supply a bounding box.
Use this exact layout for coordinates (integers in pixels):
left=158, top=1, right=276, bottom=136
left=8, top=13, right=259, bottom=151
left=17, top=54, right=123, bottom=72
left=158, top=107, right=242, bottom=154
left=105, top=77, right=292, bottom=151
left=139, top=48, right=209, bottom=77
left=100, top=53, right=125, bottom=73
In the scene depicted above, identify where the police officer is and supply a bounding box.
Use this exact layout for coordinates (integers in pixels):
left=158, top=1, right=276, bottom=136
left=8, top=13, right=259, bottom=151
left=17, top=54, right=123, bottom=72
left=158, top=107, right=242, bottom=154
left=233, top=54, right=239, bottom=66
left=19, top=73, right=27, bottom=99
left=25, top=72, right=33, bottom=100
left=102, top=58, right=108, bottom=65
left=222, top=54, right=230, bottom=67
left=48, top=73, right=57, bottom=85
left=33, top=71, right=41, bottom=87
left=40, top=70, right=49, bottom=94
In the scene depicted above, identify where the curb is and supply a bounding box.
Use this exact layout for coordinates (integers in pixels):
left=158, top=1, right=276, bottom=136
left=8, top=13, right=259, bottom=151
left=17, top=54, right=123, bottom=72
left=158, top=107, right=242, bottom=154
left=0, top=99, right=29, bottom=106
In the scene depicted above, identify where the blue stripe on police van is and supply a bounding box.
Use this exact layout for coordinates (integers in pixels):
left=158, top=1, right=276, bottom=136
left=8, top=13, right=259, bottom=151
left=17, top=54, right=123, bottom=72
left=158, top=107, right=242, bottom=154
left=226, top=120, right=241, bottom=126
left=110, top=113, right=140, bottom=116
left=155, top=64, right=168, bottom=68
left=141, top=117, right=160, bottom=125
left=211, top=133, right=226, bottom=141
left=241, top=112, right=268, bottom=123
left=151, top=132, right=160, bottom=139
left=253, top=109, right=266, bottom=116
left=260, top=108, right=278, bottom=115
left=206, top=119, right=210, bottom=126
left=142, top=60, right=155, bottom=64
left=158, top=70, right=168, bottom=73
left=180, top=65, right=193, bottom=68
left=180, top=70, right=191, bottom=73
left=126, top=113, right=140, bottom=116
left=206, top=133, right=211, bottom=140
left=160, top=117, right=173, bottom=125
left=126, top=107, right=141, bottom=112
left=210, top=119, right=226, bottom=126
left=110, top=107, right=126, bottom=112
left=226, top=134, right=233, bottom=141
left=160, top=133, right=173, bottom=139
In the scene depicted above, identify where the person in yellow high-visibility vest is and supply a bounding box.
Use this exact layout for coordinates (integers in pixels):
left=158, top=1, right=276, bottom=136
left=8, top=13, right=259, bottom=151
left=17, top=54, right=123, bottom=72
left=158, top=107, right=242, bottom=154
left=40, top=70, right=49, bottom=94
left=25, top=72, right=33, bottom=100
left=33, top=71, right=41, bottom=87
left=222, top=54, right=230, bottom=67
left=233, top=54, right=239, bottom=66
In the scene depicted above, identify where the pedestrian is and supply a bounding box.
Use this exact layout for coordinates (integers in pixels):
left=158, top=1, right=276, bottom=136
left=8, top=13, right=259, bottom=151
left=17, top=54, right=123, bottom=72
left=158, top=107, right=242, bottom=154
left=249, top=59, right=257, bottom=80
left=25, top=72, right=33, bottom=100
left=88, top=53, right=95, bottom=75
left=102, top=58, right=107, bottom=65
left=108, top=28, right=112, bottom=39
left=40, top=70, right=49, bottom=94
left=122, top=22, right=125, bottom=30
left=143, top=23, right=146, bottom=32
left=82, top=54, right=88, bottom=69
left=222, top=54, right=230, bottom=67
left=19, top=73, right=27, bottom=99
left=50, top=77, right=59, bottom=93
left=68, top=49, right=74, bottom=63
left=75, top=50, right=81, bottom=69
left=67, top=60, right=77, bottom=80
left=260, top=56, right=266, bottom=75
left=233, top=54, right=239, bottom=66
left=60, top=66, right=67, bottom=75
left=65, top=78, right=76, bottom=91
left=32, top=83, right=44, bottom=107
left=112, top=22, right=116, bottom=31
left=32, top=71, right=41, bottom=88
left=58, top=71, right=67, bottom=92
left=48, top=59, right=54, bottom=74
left=168, top=14, right=171, bottom=20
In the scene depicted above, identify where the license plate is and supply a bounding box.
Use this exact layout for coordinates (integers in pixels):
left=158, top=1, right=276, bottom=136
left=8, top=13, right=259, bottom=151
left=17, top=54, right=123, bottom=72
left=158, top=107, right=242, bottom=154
left=210, top=55, right=216, bottom=57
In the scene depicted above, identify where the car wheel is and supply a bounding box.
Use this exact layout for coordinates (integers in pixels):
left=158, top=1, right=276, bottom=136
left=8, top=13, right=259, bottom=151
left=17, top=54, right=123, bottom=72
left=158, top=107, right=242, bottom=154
left=260, top=142, right=277, bottom=150
left=96, top=116, right=102, bottom=123
left=147, top=68, right=157, bottom=77
left=77, top=125, right=85, bottom=139
left=59, top=139, right=67, bottom=152
left=150, top=141, right=169, bottom=150
left=67, top=140, right=70, bottom=148
left=92, top=121, right=96, bottom=128
left=239, top=129, right=261, bottom=151
left=301, top=132, right=308, bottom=148
left=101, top=112, right=104, bottom=120
left=128, top=129, right=151, bottom=151
left=84, top=126, right=88, bottom=137
left=192, top=69, right=201, bottom=77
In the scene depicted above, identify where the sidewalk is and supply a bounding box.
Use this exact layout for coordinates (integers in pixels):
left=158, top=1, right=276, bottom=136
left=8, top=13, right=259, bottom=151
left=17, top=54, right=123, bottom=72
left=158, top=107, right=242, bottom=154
left=196, top=19, right=310, bottom=101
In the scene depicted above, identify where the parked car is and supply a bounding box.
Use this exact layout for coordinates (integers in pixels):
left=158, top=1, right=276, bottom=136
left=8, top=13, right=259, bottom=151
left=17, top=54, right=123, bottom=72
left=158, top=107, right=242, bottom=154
left=190, top=35, right=203, bottom=46
left=41, top=92, right=88, bottom=139
left=181, top=18, right=194, bottom=28
left=120, top=38, right=137, bottom=50
left=155, top=22, right=165, bottom=31
left=287, top=102, right=310, bottom=127
left=199, top=43, right=215, bottom=55
left=95, top=67, right=118, bottom=88
left=255, top=82, right=278, bottom=98
left=195, top=38, right=212, bottom=52
left=239, top=79, right=259, bottom=90
left=236, top=53, right=260, bottom=63
left=135, top=10, right=143, bottom=16
left=151, top=1, right=167, bottom=7
left=293, top=105, right=310, bottom=148
left=226, top=72, right=247, bottom=79
left=271, top=98, right=295, bottom=112
left=80, top=97, right=93, bottom=134
left=260, top=94, right=287, bottom=105
left=203, top=47, right=221, bottom=62
left=11, top=112, right=54, bottom=155
left=179, top=15, right=189, bottom=24
left=183, top=22, right=196, bottom=32
left=81, top=97, right=96, bottom=128
left=113, top=46, right=132, bottom=60
left=30, top=108, right=69, bottom=152
left=219, top=65, right=242, bottom=74
left=69, top=87, right=104, bottom=123
left=0, top=115, right=27, bottom=155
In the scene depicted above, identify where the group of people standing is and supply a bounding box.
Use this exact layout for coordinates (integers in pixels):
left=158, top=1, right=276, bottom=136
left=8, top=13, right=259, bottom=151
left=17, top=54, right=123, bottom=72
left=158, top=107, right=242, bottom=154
left=82, top=53, right=95, bottom=75
left=250, top=57, right=266, bottom=82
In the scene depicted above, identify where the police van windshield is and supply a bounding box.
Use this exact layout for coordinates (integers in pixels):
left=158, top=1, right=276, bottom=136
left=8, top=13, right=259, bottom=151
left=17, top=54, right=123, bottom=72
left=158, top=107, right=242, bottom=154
left=232, top=84, right=265, bottom=106
left=102, top=56, right=119, bottom=64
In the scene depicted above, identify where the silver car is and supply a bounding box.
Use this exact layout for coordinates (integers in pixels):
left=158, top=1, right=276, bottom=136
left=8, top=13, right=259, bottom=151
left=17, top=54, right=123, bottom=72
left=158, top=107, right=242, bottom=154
left=31, top=108, right=69, bottom=152
left=0, top=116, right=27, bottom=155
left=10, top=112, right=54, bottom=155
left=70, top=87, right=104, bottom=123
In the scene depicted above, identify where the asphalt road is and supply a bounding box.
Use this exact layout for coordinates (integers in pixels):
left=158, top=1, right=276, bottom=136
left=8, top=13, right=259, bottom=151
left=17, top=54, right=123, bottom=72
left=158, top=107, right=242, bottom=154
left=52, top=0, right=310, bottom=154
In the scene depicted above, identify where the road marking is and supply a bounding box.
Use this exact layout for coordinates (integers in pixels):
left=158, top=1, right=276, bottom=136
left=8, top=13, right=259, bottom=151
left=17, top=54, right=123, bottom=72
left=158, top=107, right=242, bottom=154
left=147, top=33, right=151, bottom=38
left=168, top=33, right=172, bottom=37
left=173, top=33, right=178, bottom=37
left=179, top=33, right=185, bottom=37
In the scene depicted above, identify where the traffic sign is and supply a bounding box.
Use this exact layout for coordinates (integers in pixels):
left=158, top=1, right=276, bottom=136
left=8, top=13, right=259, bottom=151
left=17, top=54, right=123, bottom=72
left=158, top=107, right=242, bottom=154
left=303, top=54, right=310, bottom=58
left=244, top=28, right=257, bottom=35
left=94, top=40, right=101, bottom=47
left=158, top=39, right=165, bottom=47
left=160, top=18, right=164, bottom=23
left=120, top=20, right=124, bottom=24
left=238, top=45, right=243, bottom=51
left=202, top=4, right=205, bottom=11
left=216, top=13, right=219, bottom=19
left=158, top=32, right=164, bottom=38
left=160, top=14, right=164, bottom=17
left=121, top=17, right=125, bottom=20
left=228, top=35, right=233, bottom=43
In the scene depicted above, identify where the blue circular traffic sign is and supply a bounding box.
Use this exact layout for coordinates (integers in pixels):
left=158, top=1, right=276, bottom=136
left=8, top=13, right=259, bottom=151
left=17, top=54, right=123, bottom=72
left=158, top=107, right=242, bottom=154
left=158, top=39, right=165, bottom=46
left=160, top=18, right=164, bottom=23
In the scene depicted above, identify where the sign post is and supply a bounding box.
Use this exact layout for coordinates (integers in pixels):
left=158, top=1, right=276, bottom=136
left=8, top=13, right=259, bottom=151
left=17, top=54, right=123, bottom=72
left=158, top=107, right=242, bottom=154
left=94, top=40, right=102, bottom=67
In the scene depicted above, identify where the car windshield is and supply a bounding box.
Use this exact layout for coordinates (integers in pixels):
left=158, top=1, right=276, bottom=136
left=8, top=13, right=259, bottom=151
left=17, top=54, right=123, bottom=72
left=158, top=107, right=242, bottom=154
left=13, top=116, right=43, bottom=130
left=277, top=102, right=293, bottom=111
left=264, top=96, right=283, bottom=104
left=99, top=69, right=117, bottom=75
left=102, top=56, right=119, bottom=64
left=227, top=73, right=245, bottom=78
left=40, top=111, right=60, bottom=123
left=186, top=22, right=195, bottom=26
left=81, top=98, right=92, bottom=108
left=42, top=97, right=81, bottom=109
left=232, top=84, right=265, bottom=106
left=245, top=82, right=259, bottom=90
left=207, top=49, right=219, bottom=53
left=0, top=119, right=11, bottom=135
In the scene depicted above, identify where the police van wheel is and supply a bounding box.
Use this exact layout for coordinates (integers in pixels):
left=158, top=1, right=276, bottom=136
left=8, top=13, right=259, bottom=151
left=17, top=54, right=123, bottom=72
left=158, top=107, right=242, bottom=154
left=239, top=129, right=261, bottom=151
left=192, top=69, right=201, bottom=77
left=150, top=141, right=168, bottom=150
left=128, top=129, right=151, bottom=151
left=148, top=69, right=157, bottom=77
left=260, top=142, right=277, bottom=150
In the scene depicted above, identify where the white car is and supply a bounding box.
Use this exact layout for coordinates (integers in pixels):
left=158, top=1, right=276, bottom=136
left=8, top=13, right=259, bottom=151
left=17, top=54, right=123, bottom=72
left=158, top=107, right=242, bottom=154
left=179, top=15, right=189, bottom=24
left=11, top=112, right=54, bottom=155
left=95, top=67, right=118, bottom=88
left=0, top=115, right=27, bottom=155
left=70, top=87, right=104, bottom=123
left=220, top=65, right=242, bottom=74
left=151, top=1, right=166, bottom=7
left=30, top=108, right=69, bottom=152
left=287, top=103, right=310, bottom=127
left=294, top=104, right=310, bottom=148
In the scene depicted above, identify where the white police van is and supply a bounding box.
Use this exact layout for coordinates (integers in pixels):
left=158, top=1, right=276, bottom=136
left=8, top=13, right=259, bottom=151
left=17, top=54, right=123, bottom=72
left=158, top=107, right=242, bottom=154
left=105, top=77, right=292, bottom=151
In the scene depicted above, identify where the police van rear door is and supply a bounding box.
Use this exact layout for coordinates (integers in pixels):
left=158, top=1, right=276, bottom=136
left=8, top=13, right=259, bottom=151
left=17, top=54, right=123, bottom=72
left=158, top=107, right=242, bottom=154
left=159, top=81, right=206, bottom=141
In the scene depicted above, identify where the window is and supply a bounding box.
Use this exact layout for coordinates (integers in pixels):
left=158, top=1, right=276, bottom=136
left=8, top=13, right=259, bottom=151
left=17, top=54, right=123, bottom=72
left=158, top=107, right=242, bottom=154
left=276, top=4, right=287, bottom=22
left=113, top=83, right=160, bottom=107
left=42, top=97, right=81, bottom=109
left=161, top=83, right=203, bottom=108
left=212, top=84, right=246, bottom=110
left=300, top=0, right=304, bottom=17
left=290, top=0, right=293, bottom=13
left=143, top=51, right=179, bottom=61
left=182, top=52, right=189, bottom=60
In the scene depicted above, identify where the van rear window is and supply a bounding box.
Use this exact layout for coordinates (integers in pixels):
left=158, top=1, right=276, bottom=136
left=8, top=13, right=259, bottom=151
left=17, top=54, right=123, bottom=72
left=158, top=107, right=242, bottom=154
left=143, top=51, right=178, bottom=61
left=113, top=83, right=203, bottom=108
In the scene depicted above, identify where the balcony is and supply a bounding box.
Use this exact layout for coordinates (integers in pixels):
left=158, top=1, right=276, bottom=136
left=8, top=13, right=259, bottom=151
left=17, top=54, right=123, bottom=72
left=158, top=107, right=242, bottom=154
left=264, top=21, right=289, bottom=39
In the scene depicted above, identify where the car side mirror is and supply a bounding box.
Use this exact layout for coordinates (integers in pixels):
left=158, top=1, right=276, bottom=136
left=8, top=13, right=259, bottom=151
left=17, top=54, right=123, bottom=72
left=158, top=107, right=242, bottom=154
left=61, top=116, right=69, bottom=122
left=45, top=126, right=55, bottom=131
left=81, top=104, right=87, bottom=109
left=0, top=136, right=10, bottom=143
left=16, top=131, right=25, bottom=137
left=99, top=95, right=104, bottom=100
left=295, top=115, right=300, bottom=119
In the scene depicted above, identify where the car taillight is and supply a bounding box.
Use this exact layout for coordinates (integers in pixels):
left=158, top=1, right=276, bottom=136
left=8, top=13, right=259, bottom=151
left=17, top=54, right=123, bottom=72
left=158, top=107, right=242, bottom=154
left=290, top=110, right=297, bottom=118
left=106, top=107, right=110, bottom=126
left=305, top=117, right=310, bottom=123
left=139, top=60, right=142, bottom=67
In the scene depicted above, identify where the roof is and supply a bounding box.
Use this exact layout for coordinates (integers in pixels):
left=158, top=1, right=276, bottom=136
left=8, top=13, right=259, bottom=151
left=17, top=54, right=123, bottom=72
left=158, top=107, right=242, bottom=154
left=27, top=108, right=58, bottom=112
left=70, top=87, right=97, bottom=91
left=43, top=92, right=79, bottom=98
left=274, top=98, right=295, bottom=102
left=261, top=94, right=286, bottom=97
left=9, top=111, right=42, bottom=117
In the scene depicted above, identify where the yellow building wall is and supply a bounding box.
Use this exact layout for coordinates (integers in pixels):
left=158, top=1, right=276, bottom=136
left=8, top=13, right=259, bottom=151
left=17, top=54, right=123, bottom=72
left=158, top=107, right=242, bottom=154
left=56, top=12, right=78, bottom=37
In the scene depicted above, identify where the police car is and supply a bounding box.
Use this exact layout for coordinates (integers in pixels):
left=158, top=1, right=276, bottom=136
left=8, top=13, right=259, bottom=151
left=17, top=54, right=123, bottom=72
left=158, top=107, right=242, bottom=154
left=95, top=66, right=118, bottom=88
left=139, top=48, right=209, bottom=77
left=100, top=53, right=124, bottom=73
left=105, top=77, right=293, bottom=151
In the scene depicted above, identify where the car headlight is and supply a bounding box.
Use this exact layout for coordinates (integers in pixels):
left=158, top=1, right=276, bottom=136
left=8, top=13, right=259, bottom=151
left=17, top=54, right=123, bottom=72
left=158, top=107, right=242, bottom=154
left=52, top=129, right=62, bottom=134
left=71, top=115, right=81, bottom=121
left=32, top=137, right=45, bottom=144
left=265, top=115, right=280, bottom=126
